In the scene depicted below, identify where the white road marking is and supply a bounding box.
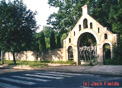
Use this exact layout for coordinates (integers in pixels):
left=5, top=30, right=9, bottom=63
left=12, top=76, right=50, bottom=82
left=0, top=82, right=20, bottom=88
left=35, top=73, right=72, bottom=77
left=48, top=72, right=82, bottom=76
left=25, top=74, right=63, bottom=79
left=0, top=77, right=35, bottom=85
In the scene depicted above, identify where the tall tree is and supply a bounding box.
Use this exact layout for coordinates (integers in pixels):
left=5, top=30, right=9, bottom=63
left=0, top=0, right=37, bottom=64
left=39, top=32, right=46, bottom=52
left=50, top=31, right=56, bottom=49
left=56, top=35, right=61, bottom=48
left=109, top=0, right=122, bottom=34
left=42, top=26, right=53, bottom=38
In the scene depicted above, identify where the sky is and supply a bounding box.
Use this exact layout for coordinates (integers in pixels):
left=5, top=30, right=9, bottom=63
left=23, top=0, right=58, bottom=32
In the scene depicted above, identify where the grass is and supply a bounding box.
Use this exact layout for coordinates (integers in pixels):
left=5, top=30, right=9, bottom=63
left=40, top=60, right=76, bottom=65
left=3, top=60, right=48, bottom=68
left=1, top=60, right=75, bottom=68
left=105, top=58, right=122, bottom=65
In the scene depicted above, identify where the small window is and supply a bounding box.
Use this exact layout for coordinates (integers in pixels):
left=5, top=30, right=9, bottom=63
left=98, top=27, right=100, bottom=33
left=104, top=33, right=108, bottom=39
left=69, top=38, right=71, bottom=43
left=83, top=18, right=88, bottom=29
left=79, top=25, right=81, bottom=31
left=90, top=23, right=92, bottom=29
left=74, top=31, right=75, bottom=36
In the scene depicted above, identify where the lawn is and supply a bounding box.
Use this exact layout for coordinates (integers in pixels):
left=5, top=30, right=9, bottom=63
left=0, top=60, right=75, bottom=68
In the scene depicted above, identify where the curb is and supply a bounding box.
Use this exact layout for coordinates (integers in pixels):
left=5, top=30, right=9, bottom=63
left=0, top=65, right=122, bottom=77
left=41, top=69, right=122, bottom=77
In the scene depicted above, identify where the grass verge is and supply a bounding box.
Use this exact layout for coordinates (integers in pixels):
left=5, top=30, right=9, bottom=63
left=1, top=60, right=75, bottom=68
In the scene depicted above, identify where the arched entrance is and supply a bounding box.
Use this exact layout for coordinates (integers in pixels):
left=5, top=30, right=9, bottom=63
left=68, top=46, right=73, bottom=61
left=77, top=32, right=97, bottom=64
left=63, top=5, right=117, bottom=65
left=103, top=43, right=111, bottom=65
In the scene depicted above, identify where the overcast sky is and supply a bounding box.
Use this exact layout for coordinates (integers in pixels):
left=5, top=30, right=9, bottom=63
left=23, top=0, right=58, bottom=32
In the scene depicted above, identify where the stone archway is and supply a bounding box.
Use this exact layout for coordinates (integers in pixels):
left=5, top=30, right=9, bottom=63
left=63, top=5, right=117, bottom=65
left=77, top=32, right=97, bottom=64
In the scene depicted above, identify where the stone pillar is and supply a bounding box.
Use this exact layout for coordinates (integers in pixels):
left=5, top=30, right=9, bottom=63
left=97, top=44, right=103, bottom=63
left=73, top=47, right=78, bottom=65
left=110, top=45, right=113, bottom=59
left=63, top=40, right=67, bottom=61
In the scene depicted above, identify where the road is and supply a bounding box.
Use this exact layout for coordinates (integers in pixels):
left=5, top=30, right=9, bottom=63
left=0, top=70, right=122, bottom=88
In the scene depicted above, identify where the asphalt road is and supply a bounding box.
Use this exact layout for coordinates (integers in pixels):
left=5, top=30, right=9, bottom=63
left=0, top=70, right=122, bottom=88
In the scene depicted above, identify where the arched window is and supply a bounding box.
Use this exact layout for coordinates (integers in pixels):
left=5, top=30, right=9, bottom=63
left=104, top=33, right=108, bottom=39
left=68, top=46, right=73, bottom=61
left=79, top=25, right=81, bottom=31
left=83, top=18, right=88, bottom=29
left=69, top=38, right=71, bottom=43
left=74, top=31, right=75, bottom=36
left=103, top=43, right=111, bottom=64
left=98, top=27, right=100, bottom=33
left=90, top=23, right=92, bottom=29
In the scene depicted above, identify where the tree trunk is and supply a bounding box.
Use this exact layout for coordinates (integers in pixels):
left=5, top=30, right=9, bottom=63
left=36, top=52, right=38, bottom=61
left=1, top=51, right=4, bottom=65
left=13, top=52, right=16, bottom=64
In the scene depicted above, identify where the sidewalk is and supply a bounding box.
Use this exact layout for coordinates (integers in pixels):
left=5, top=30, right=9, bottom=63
left=0, top=64, right=122, bottom=77
left=40, top=65, right=122, bottom=77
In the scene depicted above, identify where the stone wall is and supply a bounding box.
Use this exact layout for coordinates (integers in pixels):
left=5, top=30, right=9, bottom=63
left=4, top=48, right=63, bottom=61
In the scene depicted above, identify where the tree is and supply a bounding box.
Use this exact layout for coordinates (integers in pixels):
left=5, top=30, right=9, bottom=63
left=61, top=33, right=67, bottom=47
left=50, top=31, right=56, bottom=49
left=109, top=1, right=122, bottom=34
left=47, top=0, right=88, bottom=33
left=39, top=32, right=46, bottom=52
left=42, top=26, right=53, bottom=38
left=56, top=35, right=61, bottom=48
left=0, top=0, right=37, bottom=64
left=42, top=26, right=54, bottom=49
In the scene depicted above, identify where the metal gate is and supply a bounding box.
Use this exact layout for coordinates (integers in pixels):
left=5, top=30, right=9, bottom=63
left=79, top=46, right=98, bottom=63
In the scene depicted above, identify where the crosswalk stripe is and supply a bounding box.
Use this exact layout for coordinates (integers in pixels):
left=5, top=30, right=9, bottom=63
left=0, top=77, right=35, bottom=85
left=47, top=72, right=82, bottom=76
left=35, top=73, right=72, bottom=77
left=0, top=82, right=20, bottom=88
left=12, top=76, right=50, bottom=82
left=25, top=74, right=63, bottom=79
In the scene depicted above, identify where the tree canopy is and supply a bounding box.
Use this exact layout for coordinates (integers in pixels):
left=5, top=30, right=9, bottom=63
left=47, top=0, right=122, bottom=34
left=0, top=0, right=37, bottom=64
left=50, top=31, right=56, bottom=49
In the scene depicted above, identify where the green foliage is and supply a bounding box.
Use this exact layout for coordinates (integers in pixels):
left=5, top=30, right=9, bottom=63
left=112, top=38, right=122, bottom=65
left=32, top=33, right=40, bottom=52
left=45, top=37, right=50, bottom=49
left=3, top=60, right=48, bottom=68
left=109, top=2, right=122, bottom=34
left=47, top=0, right=87, bottom=33
left=50, top=31, right=56, bottom=49
left=39, top=32, right=46, bottom=52
left=42, top=26, right=53, bottom=38
left=105, top=58, right=121, bottom=65
left=40, top=60, right=75, bottom=65
left=79, top=33, right=96, bottom=47
left=61, top=33, right=68, bottom=47
left=88, top=62, right=94, bottom=66
left=2, top=60, right=75, bottom=67
left=0, top=0, right=37, bottom=64
left=56, top=35, right=61, bottom=48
